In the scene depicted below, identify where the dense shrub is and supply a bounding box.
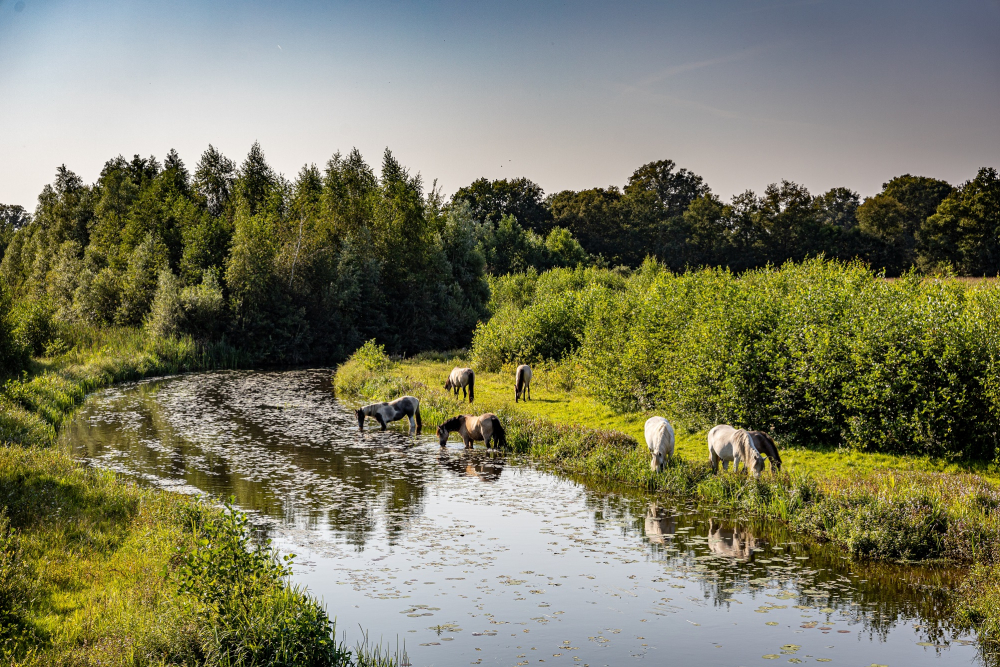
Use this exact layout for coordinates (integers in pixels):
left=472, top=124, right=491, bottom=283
left=175, top=500, right=349, bottom=666
left=472, top=258, right=1000, bottom=459
left=11, top=299, right=55, bottom=357
left=0, top=286, right=26, bottom=375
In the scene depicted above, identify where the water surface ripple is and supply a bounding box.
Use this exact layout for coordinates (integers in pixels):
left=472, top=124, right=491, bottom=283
left=67, top=370, right=981, bottom=667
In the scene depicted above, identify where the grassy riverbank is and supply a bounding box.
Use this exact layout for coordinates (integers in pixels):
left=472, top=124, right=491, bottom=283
left=335, top=345, right=1000, bottom=649
left=0, top=326, right=398, bottom=666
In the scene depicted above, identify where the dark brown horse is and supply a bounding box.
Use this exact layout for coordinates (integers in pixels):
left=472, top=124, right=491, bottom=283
left=748, top=430, right=782, bottom=472
left=436, top=413, right=506, bottom=449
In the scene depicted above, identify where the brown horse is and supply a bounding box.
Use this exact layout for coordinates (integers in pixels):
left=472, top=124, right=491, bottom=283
left=436, top=413, right=507, bottom=449
left=444, top=367, right=475, bottom=403
left=748, top=430, right=782, bottom=472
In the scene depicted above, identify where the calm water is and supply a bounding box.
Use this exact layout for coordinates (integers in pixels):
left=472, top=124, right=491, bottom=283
left=66, top=369, right=984, bottom=667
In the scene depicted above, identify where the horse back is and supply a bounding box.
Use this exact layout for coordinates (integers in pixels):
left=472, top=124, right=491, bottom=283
left=450, top=367, right=474, bottom=386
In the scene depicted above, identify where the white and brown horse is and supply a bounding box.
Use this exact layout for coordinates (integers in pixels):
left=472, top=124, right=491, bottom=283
left=707, top=424, right=764, bottom=476
left=444, top=367, right=475, bottom=403
left=514, top=364, right=532, bottom=402
left=437, top=413, right=507, bottom=449
left=356, top=396, right=422, bottom=432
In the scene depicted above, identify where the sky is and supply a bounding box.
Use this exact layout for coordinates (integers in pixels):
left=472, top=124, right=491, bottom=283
left=1, top=0, right=998, bottom=210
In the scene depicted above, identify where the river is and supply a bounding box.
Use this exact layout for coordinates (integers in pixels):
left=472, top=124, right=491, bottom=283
left=65, top=369, right=983, bottom=667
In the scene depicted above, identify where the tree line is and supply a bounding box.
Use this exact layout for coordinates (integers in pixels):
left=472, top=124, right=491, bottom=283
left=455, top=161, right=1000, bottom=276
left=1, top=144, right=997, bottom=366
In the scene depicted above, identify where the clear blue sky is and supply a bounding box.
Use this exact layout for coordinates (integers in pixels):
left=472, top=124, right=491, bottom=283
left=1, top=0, right=997, bottom=209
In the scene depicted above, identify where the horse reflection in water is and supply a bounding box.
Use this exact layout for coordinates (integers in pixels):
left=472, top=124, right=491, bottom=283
left=438, top=451, right=505, bottom=482
left=643, top=504, right=676, bottom=544
left=708, top=519, right=762, bottom=560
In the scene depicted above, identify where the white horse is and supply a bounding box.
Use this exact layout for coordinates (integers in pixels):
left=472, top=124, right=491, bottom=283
left=707, top=424, right=764, bottom=476
left=445, top=367, right=475, bottom=403
left=644, top=416, right=675, bottom=472
left=514, top=364, right=532, bottom=402
left=356, top=396, right=421, bottom=432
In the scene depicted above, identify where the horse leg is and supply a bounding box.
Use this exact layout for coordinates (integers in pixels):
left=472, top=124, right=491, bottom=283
left=407, top=414, right=416, bottom=432
left=710, top=450, right=719, bottom=473
left=377, top=415, right=387, bottom=431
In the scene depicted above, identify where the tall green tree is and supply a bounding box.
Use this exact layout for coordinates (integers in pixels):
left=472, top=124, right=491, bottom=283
left=452, top=177, right=552, bottom=234
left=918, top=168, right=1000, bottom=275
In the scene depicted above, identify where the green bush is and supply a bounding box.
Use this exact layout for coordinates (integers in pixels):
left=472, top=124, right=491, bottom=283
left=11, top=299, right=55, bottom=358
left=175, top=499, right=349, bottom=667
left=472, top=258, right=1000, bottom=459
left=0, top=286, right=26, bottom=376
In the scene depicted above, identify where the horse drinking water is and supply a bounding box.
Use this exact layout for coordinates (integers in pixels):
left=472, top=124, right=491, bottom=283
left=514, top=364, right=532, bottom=402
left=437, top=413, right=507, bottom=449
left=444, top=367, right=475, bottom=403
left=356, top=396, right=422, bottom=432
left=707, top=424, right=764, bottom=476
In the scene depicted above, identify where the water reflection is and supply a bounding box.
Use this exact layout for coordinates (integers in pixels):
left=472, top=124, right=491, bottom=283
left=67, top=370, right=987, bottom=667
left=439, top=450, right=505, bottom=483
left=643, top=503, right=675, bottom=544
left=707, top=518, right=761, bottom=560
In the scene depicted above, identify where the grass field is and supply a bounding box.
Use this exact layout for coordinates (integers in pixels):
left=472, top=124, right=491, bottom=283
left=394, top=357, right=1000, bottom=482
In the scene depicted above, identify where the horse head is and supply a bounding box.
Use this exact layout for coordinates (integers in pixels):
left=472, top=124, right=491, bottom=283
left=355, top=408, right=365, bottom=431
left=436, top=424, right=450, bottom=447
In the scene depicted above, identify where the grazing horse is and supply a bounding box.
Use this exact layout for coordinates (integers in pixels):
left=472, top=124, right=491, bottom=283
left=707, top=424, right=764, bottom=476
left=644, top=416, right=675, bottom=472
left=514, top=364, right=532, bottom=402
left=444, top=367, right=475, bottom=403
left=748, top=430, right=782, bottom=472
left=437, top=413, right=507, bottom=449
left=355, top=396, right=422, bottom=432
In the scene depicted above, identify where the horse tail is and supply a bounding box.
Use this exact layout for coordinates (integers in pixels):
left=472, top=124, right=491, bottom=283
left=515, top=367, right=523, bottom=401
left=468, top=374, right=475, bottom=403
left=490, top=416, right=507, bottom=449
left=415, top=404, right=422, bottom=430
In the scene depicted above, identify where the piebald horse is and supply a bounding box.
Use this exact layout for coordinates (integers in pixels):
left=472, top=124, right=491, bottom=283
left=707, top=424, right=764, bottom=476
left=437, top=413, right=507, bottom=449
left=444, top=367, right=475, bottom=403
left=355, top=396, right=422, bottom=432
left=747, top=430, right=782, bottom=472
left=514, top=364, right=532, bottom=402
left=644, top=416, right=675, bottom=472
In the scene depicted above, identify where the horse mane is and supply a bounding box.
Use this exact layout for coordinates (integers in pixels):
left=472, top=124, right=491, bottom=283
left=441, top=415, right=465, bottom=430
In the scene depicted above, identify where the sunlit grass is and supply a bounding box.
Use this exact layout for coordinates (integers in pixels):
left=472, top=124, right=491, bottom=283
left=394, top=358, right=1000, bottom=482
